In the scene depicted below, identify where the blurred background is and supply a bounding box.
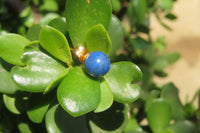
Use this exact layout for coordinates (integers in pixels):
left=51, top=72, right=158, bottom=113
left=151, top=0, right=200, bottom=105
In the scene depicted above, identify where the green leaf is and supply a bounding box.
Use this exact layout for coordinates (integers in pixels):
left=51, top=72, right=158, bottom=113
left=108, top=15, right=123, bottom=59
left=65, top=0, right=112, bottom=47
left=89, top=102, right=129, bottom=133
left=39, top=25, right=72, bottom=64
left=144, top=90, right=160, bottom=112
left=134, top=0, right=147, bottom=25
left=129, top=37, right=148, bottom=58
left=144, top=46, right=157, bottom=65
left=124, top=118, right=148, bottom=133
left=39, top=13, right=59, bottom=25
left=164, top=52, right=180, bottom=64
left=104, top=62, right=142, bottom=103
left=161, top=83, right=186, bottom=120
left=153, top=36, right=166, bottom=53
left=18, top=121, right=32, bottom=133
left=26, top=24, right=42, bottom=41
left=43, top=67, right=72, bottom=94
left=128, top=0, right=147, bottom=26
left=40, top=0, right=58, bottom=11
left=0, top=58, right=21, bottom=94
left=158, top=0, right=173, bottom=11
left=18, top=116, right=47, bottom=133
left=94, top=79, right=113, bottom=113
left=11, top=43, right=68, bottom=92
left=3, top=93, right=28, bottom=114
left=167, top=120, right=197, bottom=133
left=153, top=52, right=180, bottom=71
left=45, top=104, right=88, bottom=133
left=0, top=34, right=30, bottom=65
left=48, top=17, right=68, bottom=35
left=27, top=92, right=55, bottom=123
left=147, top=98, right=172, bottom=133
left=86, top=24, right=112, bottom=55
left=152, top=57, right=168, bottom=71
left=165, top=13, right=177, bottom=20
left=110, top=0, right=121, bottom=12
left=140, top=65, right=153, bottom=89
left=57, top=66, right=100, bottom=117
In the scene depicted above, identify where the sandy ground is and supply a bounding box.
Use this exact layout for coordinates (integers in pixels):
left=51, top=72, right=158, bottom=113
left=151, top=0, right=200, bottom=105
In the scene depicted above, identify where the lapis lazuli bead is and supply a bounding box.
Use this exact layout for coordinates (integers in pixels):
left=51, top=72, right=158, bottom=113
left=84, top=51, right=110, bottom=77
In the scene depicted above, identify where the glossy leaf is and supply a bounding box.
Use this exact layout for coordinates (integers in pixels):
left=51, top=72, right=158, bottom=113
left=0, top=58, right=21, bottom=94
left=27, top=92, right=55, bottom=123
left=89, top=102, right=129, bottom=133
left=43, top=67, right=72, bottom=94
left=45, top=104, right=88, bottom=133
left=48, top=17, right=68, bottom=35
left=161, top=83, right=186, bottom=120
left=104, top=62, right=142, bottom=103
left=3, top=93, right=28, bottom=114
left=11, top=43, right=68, bottom=92
left=26, top=24, right=42, bottom=41
left=94, top=79, right=113, bottom=113
left=0, top=34, right=30, bottom=65
left=39, top=25, right=72, bottom=64
left=167, top=120, right=197, bottom=133
left=108, top=15, right=123, bottom=59
left=147, top=99, right=172, bottom=133
left=57, top=66, right=100, bottom=117
left=65, top=0, right=112, bottom=47
left=86, top=24, right=112, bottom=55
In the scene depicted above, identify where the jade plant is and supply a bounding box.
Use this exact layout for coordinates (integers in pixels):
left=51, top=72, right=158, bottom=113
left=0, top=0, right=200, bottom=133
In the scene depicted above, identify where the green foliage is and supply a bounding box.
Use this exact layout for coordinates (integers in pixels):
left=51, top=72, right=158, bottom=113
left=0, top=34, right=30, bottom=65
left=104, top=62, right=142, bottom=103
left=64, top=0, right=112, bottom=47
left=147, top=99, right=172, bottom=133
left=11, top=43, right=68, bottom=92
left=86, top=24, right=112, bottom=55
left=94, top=79, right=113, bottom=113
left=39, top=25, right=72, bottom=64
left=0, top=0, right=199, bottom=132
left=57, top=66, right=101, bottom=117
left=0, top=59, right=21, bottom=94
left=45, top=104, right=88, bottom=133
left=108, top=15, right=124, bottom=59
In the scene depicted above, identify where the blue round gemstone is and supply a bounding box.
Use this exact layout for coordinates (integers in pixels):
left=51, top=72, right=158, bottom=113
left=84, top=51, right=110, bottom=77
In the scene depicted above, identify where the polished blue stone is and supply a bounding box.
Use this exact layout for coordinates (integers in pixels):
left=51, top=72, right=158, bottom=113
left=84, top=51, right=110, bottom=77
